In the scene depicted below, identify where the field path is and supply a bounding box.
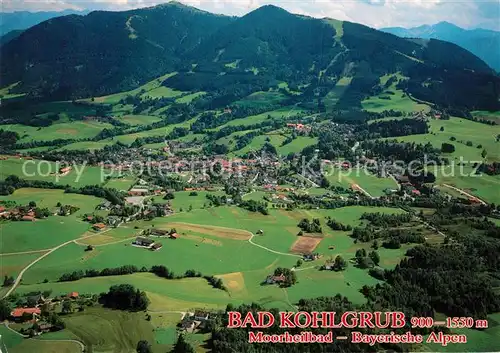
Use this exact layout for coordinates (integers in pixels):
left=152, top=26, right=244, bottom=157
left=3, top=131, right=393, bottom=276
left=2, top=230, right=110, bottom=298
left=442, top=184, right=487, bottom=205
left=248, top=234, right=302, bottom=258
left=0, top=249, right=50, bottom=256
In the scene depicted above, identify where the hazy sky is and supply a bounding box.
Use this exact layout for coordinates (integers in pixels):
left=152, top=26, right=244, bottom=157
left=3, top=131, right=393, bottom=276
left=2, top=0, right=500, bottom=30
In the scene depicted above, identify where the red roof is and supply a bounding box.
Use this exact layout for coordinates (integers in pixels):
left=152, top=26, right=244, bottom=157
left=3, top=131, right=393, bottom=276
left=93, top=223, right=106, bottom=229
left=68, top=292, right=79, bottom=298
left=11, top=308, right=41, bottom=318
left=0, top=206, right=5, bottom=212
left=22, top=216, right=35, bottom=222
left=411, top=189, right=421, bottom=195
left=170, top=233, right=179, bottom=239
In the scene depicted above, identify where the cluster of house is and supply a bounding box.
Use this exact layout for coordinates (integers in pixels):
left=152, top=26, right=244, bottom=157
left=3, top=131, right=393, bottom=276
left=132, top=236, right=163, bottom=251
left=180, top=311, right=211, bottom=332
left=10, top=292, right=80, bottom=331
left=286, top=123, right=311, bottom=133
left=0, top=205, right=37, bottom=222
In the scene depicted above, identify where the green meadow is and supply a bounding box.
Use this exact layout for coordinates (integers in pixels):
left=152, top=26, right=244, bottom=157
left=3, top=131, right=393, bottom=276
left=88, top=72, right=178, bottom=105
left=278, top=136, right=318, bottom=155
left=233, top=91, right=288, bottom=108
left=0, top=188, right=103, bottom=253
left=324, top=77, right=352, bottom=111
left=219, top=107, right=305, bottom=129
left=390, top=117, right=500, bottom=162
left=362, top=73, right=430, bottom=113
left=0, top=159, right=107, bottom=187
left=120, top=114, right=162, bottom=126
left=3, top=120, right=113, bottom=143
left=326, top=167, right=398, bottom=197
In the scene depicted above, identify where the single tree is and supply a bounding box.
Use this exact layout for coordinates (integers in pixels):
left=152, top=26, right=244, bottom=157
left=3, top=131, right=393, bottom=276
left=173, top=334, right=195, bottom=353
left=136, top=340, right=152, bottom=353
left=369, top=251, right=380, bottom=266
left=62, top=300, right=73, bottom=314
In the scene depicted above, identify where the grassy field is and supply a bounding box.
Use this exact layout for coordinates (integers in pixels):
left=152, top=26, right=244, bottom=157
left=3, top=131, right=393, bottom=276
left=19, top=206, right=408, bottom=297
left=0, top=188, right=103, bottom=253
left=150, top=190, right=226, bottom=212
left=218, top=107, right=306, bottom=129
left=231, top=134, right=286, bottom=156
left=88, top=72, right=178, bottom=105
left=175, top=92, right=206, bottom=104
left=324, top=77, right=352, bottom=111
left=3, top=120, right=113, bottom=143
left=471, top=110, right=500, bottom=124
left=431, top=166, right=500, bottom=204
left=56, top=141, right=114, bottom=151
left=104, top=176, right=137, bottom=191
left=120, top=115, right=162, bottom=126
left=326, top=167, right=398, bottom=197
left=362, top=73, right=430, bottom=113
left=233, top=91, right=288, bottom=108
left=0, top=252, right=47, bottom=277
left=0, top=158, right=108, bottom=186
left=393, top=117, right=500, bottom=162
left=277, top=136, right=318, bottom=156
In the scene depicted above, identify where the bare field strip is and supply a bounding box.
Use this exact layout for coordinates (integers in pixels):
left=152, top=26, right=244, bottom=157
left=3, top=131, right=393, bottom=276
left=290, top=236, right=322, bottom=254
left=164, top=222, right=252, bottom=240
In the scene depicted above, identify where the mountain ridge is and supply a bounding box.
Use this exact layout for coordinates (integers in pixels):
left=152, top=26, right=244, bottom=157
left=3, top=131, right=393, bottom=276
left=1, top=4, right=499, bottom=112
left=381, top=22, right=500, bottom=72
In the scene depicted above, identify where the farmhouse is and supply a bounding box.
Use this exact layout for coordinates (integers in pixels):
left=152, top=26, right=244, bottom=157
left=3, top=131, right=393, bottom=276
left=133, top=237, right=155, bottom=248
left=92, top=223, right=106, bottom=231
left=265, top=274, right=286, bottom=284
left=68, top=292, right=79, bottom=299
left=150, top=229, right=169, bottom=236
left=169, top=232, right=179, bottom=239
left=194, top=310, right=210, bottom=321
left=11, top=307, right=41, bottom=321
left=21, top=215, right=35, bottom=222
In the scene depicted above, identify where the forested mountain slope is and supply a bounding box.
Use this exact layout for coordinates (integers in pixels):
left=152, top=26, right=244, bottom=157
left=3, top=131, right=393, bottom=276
left=1, top=4, right=499, bottom=111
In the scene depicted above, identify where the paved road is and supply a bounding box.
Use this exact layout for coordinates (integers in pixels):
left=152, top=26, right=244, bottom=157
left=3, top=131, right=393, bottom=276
left=248, top=234, right=302, bottom=258
left=442, top=183, right=487, bottom=205
left=2, top=231, right=108, bottom=298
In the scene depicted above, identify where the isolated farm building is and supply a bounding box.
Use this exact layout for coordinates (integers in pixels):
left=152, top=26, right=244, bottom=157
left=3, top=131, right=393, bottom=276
left=92, top=223, right=106, bottom=231
left=150, top=229, right=169, bottom=236
left=265, top=274, right=286, bottom=284
left=11, top=307, right=41, bottom=321
left=194, top=310, right=210, bottom=321
left=256, top=229, right=264, bottom=235
left=38, top=323, right=54, bottom=332
left=169, top=232, right=179, bottom=239
left=303, top=253, right=320, bottom=261
left=180, top=319, right=196, bottom=332
left=134, top=237, right=155, bottom=247
left=59, top=166, right=72, bottom=175
left=151, top=243, right=163, bottom=251
left=22, top=215, right=35, bottom=222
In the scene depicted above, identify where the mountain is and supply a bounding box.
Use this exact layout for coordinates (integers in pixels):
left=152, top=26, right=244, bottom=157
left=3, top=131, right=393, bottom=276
left=0, top=30, right=23, bottom=47
left=1, top=4, right=499, bottom=111
left=381, top=21, right=500, bottom=72
left=0, top=10, right=89, bottom=36
left=0, top=2, right=234, bottom=98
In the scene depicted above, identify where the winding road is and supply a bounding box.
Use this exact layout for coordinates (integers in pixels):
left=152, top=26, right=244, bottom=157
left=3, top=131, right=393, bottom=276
left=248, top=234, right=302, bottom=258
left=2, top=229, right=112, bottom=299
